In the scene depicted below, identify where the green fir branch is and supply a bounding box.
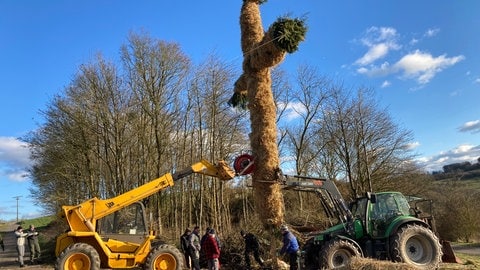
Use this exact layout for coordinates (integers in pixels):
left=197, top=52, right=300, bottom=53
left=228, top=92, right=248, bottom=109
left=271, top=17, right=307, bottom=53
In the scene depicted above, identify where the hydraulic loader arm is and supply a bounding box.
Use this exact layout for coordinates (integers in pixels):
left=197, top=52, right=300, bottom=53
left=281, top=174, right=344, bottom=201
left=60, top=159, right=235, bottom=232
left=281, top=174, right=353, bottom=222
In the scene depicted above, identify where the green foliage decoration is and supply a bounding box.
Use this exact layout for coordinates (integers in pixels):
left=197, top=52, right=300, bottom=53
left=228, top=92, right=248, bottom=109
left=271, top=17, right=307, bottom=53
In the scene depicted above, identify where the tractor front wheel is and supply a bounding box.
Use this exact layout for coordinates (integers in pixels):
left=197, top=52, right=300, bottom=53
left=320, top=239, right=361, bottom=269
left=144, top=244, right=184, bottom=270
left=391, top=224, right=442, bottom=269
left=55, top=243, right=101, bottom=270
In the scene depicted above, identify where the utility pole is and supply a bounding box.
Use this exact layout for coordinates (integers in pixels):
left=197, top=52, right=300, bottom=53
left=13, top=196, right=22, bottom=223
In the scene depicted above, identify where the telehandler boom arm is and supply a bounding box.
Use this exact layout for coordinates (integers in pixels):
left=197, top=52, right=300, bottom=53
left=60, top=159, right=235, bottom=232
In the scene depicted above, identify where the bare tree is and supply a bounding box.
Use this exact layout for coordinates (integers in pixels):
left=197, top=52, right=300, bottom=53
left=283, top=65, right=330, bottom=176
left=317, top=86, right=415, bottom=198
left=182, top=55, right=247, bottom=231
left=28, top=55, right=129, bottom=208
left=120, top=33, right=191, bottom=233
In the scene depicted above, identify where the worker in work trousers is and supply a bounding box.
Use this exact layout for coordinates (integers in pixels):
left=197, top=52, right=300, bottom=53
left=15, top=226, right=29, bottom=267
left=279, top=225, right=299, bottom=270
left=241, top=230, right=264, bottom=269
left=180, top=228, right=192, bottom=268
left=27, top=225, right=41, bottom=264
left=189, top=226, right=201, bottom=270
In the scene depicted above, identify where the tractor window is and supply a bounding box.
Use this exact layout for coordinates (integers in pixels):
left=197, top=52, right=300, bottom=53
left=371, top=193, right=411, bottom=220
left=351, top=198, right=368, bottom=220
left=98, top=203, right=147, bottom=235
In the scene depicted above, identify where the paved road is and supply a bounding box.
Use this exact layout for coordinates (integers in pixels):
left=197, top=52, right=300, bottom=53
left=0, top=229, right=53, bottom=270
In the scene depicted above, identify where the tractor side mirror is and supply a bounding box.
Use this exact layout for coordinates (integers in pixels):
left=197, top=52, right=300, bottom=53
left=366, top=192, right=377, bottom=203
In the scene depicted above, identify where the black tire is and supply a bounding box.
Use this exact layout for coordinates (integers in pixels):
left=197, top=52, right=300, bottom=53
left=302, top=239, right=321, bottom=270
left=390, top=224, right=442, bottom=269
left=55, top=243, right=101, bottom=270
left=320, top=239, right=361, bottom=269
left=144, top=244, right=185, bottom=270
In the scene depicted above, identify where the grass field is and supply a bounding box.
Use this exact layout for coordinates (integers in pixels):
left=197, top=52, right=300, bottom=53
left=0, top=215, right=55, bottom=231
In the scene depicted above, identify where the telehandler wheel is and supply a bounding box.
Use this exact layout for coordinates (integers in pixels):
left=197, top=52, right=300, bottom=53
left=55, top=243, right=101, bottom=270
left=144, top=244, right=184, bottom=270
left=319, top=239, right=361, bottom=269
left=390, top=224, right=442, bottom=269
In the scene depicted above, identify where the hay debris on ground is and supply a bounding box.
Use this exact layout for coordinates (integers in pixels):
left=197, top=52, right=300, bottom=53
left=350, top=257, right=419, bottom=270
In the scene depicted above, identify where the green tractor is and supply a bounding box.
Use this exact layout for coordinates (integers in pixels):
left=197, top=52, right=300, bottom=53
left=232, top=154, right=443, bottom=269
left=281, top=176, right=443, bottom=269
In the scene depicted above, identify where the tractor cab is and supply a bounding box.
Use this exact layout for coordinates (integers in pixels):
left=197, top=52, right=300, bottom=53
left=351, top=192, right=413, bottom=238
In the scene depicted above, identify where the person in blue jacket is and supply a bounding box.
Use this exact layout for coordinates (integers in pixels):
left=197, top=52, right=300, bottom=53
left=279, top=224, right=299, bottom=270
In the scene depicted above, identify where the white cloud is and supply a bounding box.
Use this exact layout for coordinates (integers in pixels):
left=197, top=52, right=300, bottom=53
left=381, top=80, right=391, bottom=88
left=355, top=43, right=390, bottom=66
left=277, top=101, right=307, bottom=121
left=353, top=27, right=464, bottom=85
left=424, top=28, right=440, bottom=37
left=356, top=61, right=395, bottom=78
left=0, top=137, right=32, bottom=182
left=356, top=50, right=465, bottom=84
left=354, top=27, right=400, bottom=66
left=475, top=78, right=480, bottom=84
left=449, top=90, right=460, bottom=97
left=393, top=50, right=465, bottom=84
left=458, top=120, right=480, bottom=133
left=406, top=141, right=420, bottom=150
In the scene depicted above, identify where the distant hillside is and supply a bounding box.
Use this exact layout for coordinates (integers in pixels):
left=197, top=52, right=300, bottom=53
left=0, top=215, right=55, bottom=232
left=432, top=158, right=480, bottom=181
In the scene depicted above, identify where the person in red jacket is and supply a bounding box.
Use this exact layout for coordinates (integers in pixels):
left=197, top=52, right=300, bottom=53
left=201, top=228, right=220, bottom=270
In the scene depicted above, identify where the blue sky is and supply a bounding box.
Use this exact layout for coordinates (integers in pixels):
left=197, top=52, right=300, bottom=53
left=1, top=0, right=479, bottom=221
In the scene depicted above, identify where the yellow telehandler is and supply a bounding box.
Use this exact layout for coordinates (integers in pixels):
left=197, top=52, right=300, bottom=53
left=54, top=159, right=235, bottom=270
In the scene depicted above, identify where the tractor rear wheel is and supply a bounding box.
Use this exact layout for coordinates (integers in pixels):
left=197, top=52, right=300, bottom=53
left=391, top=224, right=442, bottom=269
left=144, top=244, right=184, bottom=270
left=55, top=243, right=101, bottom=270
left=320, top=239, right=361, bottom=269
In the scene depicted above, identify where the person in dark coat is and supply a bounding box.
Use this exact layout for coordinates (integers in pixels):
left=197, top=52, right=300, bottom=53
left=241, top=230, right=264, bottom=269
left=180, top=228, right=191, bottom=268
left=0, top=232, right=4, bottom=251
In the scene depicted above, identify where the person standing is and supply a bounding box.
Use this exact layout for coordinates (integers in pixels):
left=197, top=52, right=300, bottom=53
left=0, top=232, right=4, bottom=251
left=200, top=227, right=222, bottom=267
left=201, top=228, right=220, bottom=270
left=14, top=226, right=29, bottom=267
left=279, top=225, right=299, bottom=270
left=200, top=227, right=210, bottom=268
left=180, top=228, right=191, bottom=269
left=188, top=226, right=201, bottom=270
left=27, top=225, right=41, bottom=264
left=241, top=230, right=264, bottom=269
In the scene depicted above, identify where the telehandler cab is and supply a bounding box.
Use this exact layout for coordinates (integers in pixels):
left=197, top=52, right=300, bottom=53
left=54, top=159, right=235, bottom=270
